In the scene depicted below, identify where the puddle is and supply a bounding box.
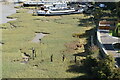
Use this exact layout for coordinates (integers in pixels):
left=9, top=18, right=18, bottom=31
left=7, top=18, right=17, bottom=22
left=32, top=32, right=49, bottom=43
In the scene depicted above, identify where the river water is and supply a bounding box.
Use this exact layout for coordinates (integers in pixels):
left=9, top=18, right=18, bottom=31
left=0, top=2, right=16, bottom=24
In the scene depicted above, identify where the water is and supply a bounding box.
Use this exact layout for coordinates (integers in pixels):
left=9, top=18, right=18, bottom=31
left=0, top=3, right=17, bottom=24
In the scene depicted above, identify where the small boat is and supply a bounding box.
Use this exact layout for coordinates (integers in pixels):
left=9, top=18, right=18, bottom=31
left=23, top=1, right=44, bottom=7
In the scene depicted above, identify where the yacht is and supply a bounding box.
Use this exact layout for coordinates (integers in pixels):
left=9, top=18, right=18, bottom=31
left=37, top=2, right=83, bottom=16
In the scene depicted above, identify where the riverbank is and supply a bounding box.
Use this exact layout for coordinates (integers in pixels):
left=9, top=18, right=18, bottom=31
left=2, top=7, right=95, bottom=78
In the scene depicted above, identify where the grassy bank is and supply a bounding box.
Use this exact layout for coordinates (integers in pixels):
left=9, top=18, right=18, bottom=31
left=2, top=9, right=95, bottom=78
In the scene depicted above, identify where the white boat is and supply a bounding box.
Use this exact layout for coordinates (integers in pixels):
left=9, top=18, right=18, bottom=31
left=37, top=8, right=83, bottom=16
left=23, top=1, right=44, bottom=6
left=37, top=2, right=83, bottom=16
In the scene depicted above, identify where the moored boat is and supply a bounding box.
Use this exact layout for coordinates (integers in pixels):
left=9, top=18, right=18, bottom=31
left=23, top=1, right=44, bottom=7
left=37, top=2, right=83, bottom=16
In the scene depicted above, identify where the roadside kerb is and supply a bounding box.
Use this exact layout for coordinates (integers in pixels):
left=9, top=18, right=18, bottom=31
left=97, top=30, right=109, bottom=57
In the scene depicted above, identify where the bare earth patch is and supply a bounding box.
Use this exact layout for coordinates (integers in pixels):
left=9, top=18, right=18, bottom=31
left=64, top=41, right=83, bottom=53
left=32, top=33, right=47, bottom=43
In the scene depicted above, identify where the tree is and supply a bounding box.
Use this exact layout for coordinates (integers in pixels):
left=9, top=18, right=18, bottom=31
left=93, top=7, right=102, bottom=20
left=92, top=56, right=115, bottom=79
left=83, top=55, right=120, bottom=79
left=88, top=45, right=99, bottom=57
left=83, top=56, right=99, bottom=73
left=113, top=68, right=120, bottom=78
left=116, top=1, right=120, bottom=19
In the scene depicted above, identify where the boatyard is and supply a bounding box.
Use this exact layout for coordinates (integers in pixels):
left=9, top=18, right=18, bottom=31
left=1, top=0, right=120, bottom=79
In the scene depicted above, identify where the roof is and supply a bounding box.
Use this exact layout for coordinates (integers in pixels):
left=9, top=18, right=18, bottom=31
left=99, top=21, right=115, bottom=24
left=99, top=20, right=116, bottom=27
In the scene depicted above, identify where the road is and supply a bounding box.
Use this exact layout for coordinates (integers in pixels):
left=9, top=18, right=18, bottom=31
left=99, top=29, right=120, bottom=57
left=99, top=29, right=120, bottom=66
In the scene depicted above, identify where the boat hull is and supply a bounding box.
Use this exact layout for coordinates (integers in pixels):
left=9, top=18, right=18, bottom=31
left=37, top=11, right=81, bottom=16
left=37, top=12, right=71, bottom=16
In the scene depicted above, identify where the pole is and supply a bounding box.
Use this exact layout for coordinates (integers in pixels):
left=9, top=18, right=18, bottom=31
left=32, top=47, right=36, bottom=60
left=51, top=54, right=53, bottom=62
left=62, top=54, right=65, bottom=61
left=91, top=35, right=94, bottom=46
left=75, top=55, right=77, bottom=63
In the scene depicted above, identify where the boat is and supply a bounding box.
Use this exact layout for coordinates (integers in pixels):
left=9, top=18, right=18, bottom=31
left=37, top=9, right=83, bottom=16
left=23, top=1, right=44, bottom=7
left=37, top=2, right=83, bottom=16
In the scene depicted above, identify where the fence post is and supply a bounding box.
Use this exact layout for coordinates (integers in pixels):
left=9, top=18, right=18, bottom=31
left=74, top=55, right=77, bottom=63
left=62, top=54, right=65, bottom=62
left=51, top=54, right=53, bottom=62
left=32, top=47, right=36, bottom=60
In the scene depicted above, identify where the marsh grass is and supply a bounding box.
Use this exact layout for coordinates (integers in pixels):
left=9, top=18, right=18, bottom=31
left=2, top=9, right=94, bottom=78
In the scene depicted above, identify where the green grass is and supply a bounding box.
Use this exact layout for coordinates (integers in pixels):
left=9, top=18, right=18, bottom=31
left=109, top=30, right=118, bottom=37
left=2, top=9, right=94, bottom=78
left=0, top=23, right=11, bottom=29
left=109, top=30, right=112, bottom=36
left=118, top=23, right=120, bottom=36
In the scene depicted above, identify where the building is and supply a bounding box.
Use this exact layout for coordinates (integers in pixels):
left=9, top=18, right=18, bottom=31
left=99, top=20, right=116, bottom=30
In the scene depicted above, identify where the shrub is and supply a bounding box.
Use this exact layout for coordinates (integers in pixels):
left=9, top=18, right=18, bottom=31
left=88, top=45, right=99, bottom=55
left=83, top=55, right=120, bottom=79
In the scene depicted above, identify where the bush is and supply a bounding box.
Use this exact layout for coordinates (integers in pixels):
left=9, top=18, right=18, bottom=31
left=83, top=56, right=99, bottom=73
left=83, top=55, right=120, bottom=79
left=88, top=45, right=99, bottom=56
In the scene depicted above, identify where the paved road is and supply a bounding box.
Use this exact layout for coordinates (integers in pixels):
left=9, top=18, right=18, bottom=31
left=0, top=2, right=16, bottom=24
left=99, top=29, right=120, bottom=57
left=99, top=29, right=120, bottom=67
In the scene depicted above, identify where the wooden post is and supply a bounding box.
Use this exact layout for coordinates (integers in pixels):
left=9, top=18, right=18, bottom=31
left=41, top=50, right=42, bottom=59
left=75, top=55, right=77, bottom=63
left=32, top=47, right=36, bottom=60
left=62, top=54, right=65, bottom=62
left=39, top=39, right=41, bottom=43
left=51, top=54, right=53, bottom=62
